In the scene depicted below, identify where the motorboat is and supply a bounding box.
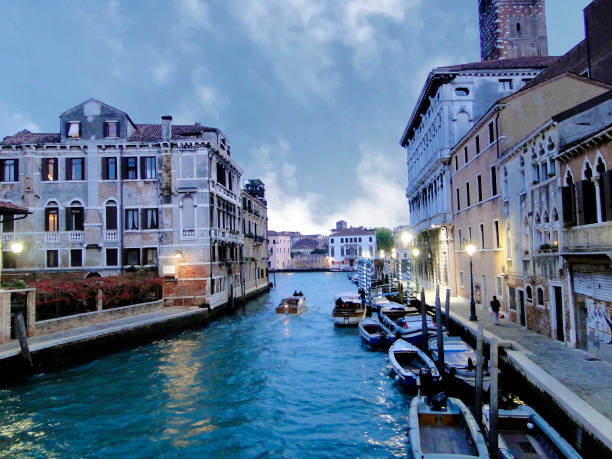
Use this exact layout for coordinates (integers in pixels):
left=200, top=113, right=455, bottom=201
left=358, top=317, right=394, bottom=348
left=378, top=306, right=439, bottom=346
left=387, top=339, right=440, bottom=388
left=276, top=296, right=306, bottom=314
left=482, top=404, right=581, bottom=459
left=409, top=393, right=489, bottom=458
left=332, top=293, right=366, bottom=326
left=429, top=334, right=491, bottom=391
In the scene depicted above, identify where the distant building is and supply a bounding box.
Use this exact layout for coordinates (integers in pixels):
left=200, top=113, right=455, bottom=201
left=328, top=226, right=376, bottom=268
left=335, top=220, right=348, bottom=231
left=393, top=225, right=411, bottom=260
left=292, top=253, right=328, bottom=270
left=241, top=179, right=269, bottom=297
left=268, top=231, right=291, bottom=270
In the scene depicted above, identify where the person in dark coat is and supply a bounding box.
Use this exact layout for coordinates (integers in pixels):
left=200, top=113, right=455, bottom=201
left=359, top=288, right=366, bottom=309
left=335, top=297, right=344, bottom=309
left=490, top=295, right=501, bottom=325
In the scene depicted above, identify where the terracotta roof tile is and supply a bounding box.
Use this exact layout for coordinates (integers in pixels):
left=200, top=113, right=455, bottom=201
left=330, top=227, right=375, bottom=237
left=0, top=201, right=29, bottom=215
left=2, top=129, right=60, bottom=145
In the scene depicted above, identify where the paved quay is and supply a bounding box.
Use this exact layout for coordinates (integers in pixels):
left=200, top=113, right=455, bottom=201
left=0, top=307, right=203, bottom=361
left=419, top=287, right=612, bottom=450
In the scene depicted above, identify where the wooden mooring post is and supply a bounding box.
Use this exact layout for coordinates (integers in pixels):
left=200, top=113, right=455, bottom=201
left=420, top=288, right=427, bottom=352
left=489, top=337, right=499, bottom=458
left=435, top=286, right=444, bottom=371
left=444, top=288, right=450, bottom=327
left=475, top=322, right=484, bottom=419
left=15, top=312, right=33, bottom=370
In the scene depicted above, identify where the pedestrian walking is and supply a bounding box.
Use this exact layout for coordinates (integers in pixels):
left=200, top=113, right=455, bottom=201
left=490, top=295, right=501, bottom=325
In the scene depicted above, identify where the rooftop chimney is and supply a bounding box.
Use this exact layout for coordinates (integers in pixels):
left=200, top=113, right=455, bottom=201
left=161, top=115, right=172, bottom=141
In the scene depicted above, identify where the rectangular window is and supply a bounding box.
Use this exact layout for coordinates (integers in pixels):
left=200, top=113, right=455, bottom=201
left=475, top=135, right=480, bottom=154
left=47, top=250, right=59, bottom=268
left=494, top=220, right=500, bottom=248
left=479, top=223, right=485, bottom=249
left=496, top=276, right=503, bottom=296
left=466, top=182, right=471, bottom=207
left=143, top=248, right=157, bottom=265
left=102, top=157, right=117, bottom=180
left=67, top=121, right=80, bottom=138
left=477, top=175, right=482, bottom=202
left=491, top=165, right=497, bottom=196
left=125, top=209, right=139, bottom=230
left=455, top=156, right=459, bottom=171
left=105, top=204, right=117, bottom=230
left=123, top=157, right=138, bottom=179
left=123, top=248, right=140, bottom=266
left=106, top=248, right=118, bottom=266
left=3, top=251, right=16, bottom=269
left=488, top=122, right=495, bottom=144
left=42, top=158, right=58, bottom=181
left=458, top=229, right=463, bottom=249
left=105, top=121, right=118, bottom=138
left=456, top=188, right=461, bottom=211
left=142, top=208, right=158, bottom=229
left=0, top=159, right=18, bottom=182
left=141, top=156, right=156, bottom=180
left=66, top=158, right=84, bottom=180
left=459, top=271, right=464, bottom=288
left=464, top=147, right=468, bottom=164
left=70, top=249, right=83, bottom=267
left=468, top=226, right=472, bottom=242
left=499, top=79, right=513, bottom=91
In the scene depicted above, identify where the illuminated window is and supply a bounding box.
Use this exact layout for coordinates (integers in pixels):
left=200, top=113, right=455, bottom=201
left=42, top=158, right=58, bottom=181
left=67, top=121, right=80, bottom=138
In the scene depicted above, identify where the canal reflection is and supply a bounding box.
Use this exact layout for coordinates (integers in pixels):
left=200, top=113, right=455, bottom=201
left=0, top=273, right=412, bottom=458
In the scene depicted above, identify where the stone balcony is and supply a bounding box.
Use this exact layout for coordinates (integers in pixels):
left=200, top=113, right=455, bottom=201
left=563, top=221, right=612, bottom=252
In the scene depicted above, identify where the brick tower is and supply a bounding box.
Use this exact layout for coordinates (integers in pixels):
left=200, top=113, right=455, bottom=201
left=478, top=0, right=548, bottom=61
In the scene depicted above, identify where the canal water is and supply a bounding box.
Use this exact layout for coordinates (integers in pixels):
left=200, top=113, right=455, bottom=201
left=0, top=273, right=413, bottom=458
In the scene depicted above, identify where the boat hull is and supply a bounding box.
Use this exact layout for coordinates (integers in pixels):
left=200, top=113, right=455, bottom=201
left=388, top=340, right=441, bottom=388
left=333, top=310, right=365, bottom=326
left=358, top=319, right=394, bottom=347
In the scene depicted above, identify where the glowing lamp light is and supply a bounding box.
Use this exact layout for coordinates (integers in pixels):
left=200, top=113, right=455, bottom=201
left=412, top=248, right=420, bottom=257
left=379, top=250, right=385, bottom=258
left=466, top=244, right=476, bottom=257
left=363, top=251, right=370, bottom=258
left=175, top=251, right=182, bottom=259
left=10, top=242, right=23, bottom=254
left=401, top=232, right=412, bottom=244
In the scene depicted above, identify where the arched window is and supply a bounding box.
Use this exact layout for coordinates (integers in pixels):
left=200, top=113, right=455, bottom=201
left=535, top=213, right=541, bottom=225
left=505, top=223, right=511, bottom=258
left=519, top=156, right=525, bottom=168
left=552, top=208, right=559, bottom=222
left=565, top=168, right=574, bottom=185
left=105, top=200, right=117, bottom=230
left=543, top=211, right=549, bottom=223
left=526, top=285, right=533, bottom=302
left=537, top=287, right=544, bottom=306
left=583, top=161, right=593, bottom=180
left=522, top=217, right=530, bottom=253
left=45, top=201, right=59, bottom=232
left=67, top=200, right=84, bottom=231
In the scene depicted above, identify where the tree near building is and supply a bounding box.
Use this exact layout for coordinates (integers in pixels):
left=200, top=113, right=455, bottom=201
left=376, top=228, right=394, bottom=253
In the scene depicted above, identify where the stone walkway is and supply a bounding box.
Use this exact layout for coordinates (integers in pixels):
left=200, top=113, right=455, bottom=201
left=420, top=287, right=612, bottom=449
left=0, top=307, right=202, bottom=360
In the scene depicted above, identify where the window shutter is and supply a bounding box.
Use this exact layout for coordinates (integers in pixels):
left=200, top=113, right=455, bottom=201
left=0, top=160, right=4, bottom=182
left=121, top=157, right=127, bottom=179
left=575, top=181, right=585, bottom=226
left=14, top=159, right=18, bottom=181
left=66, top=208, right=72, bottom=231
left=66, top=159, right=72, bottom=181
left=561, top=186, right=575, bottom=225
left=603, top=171, right=612, bottom=222
left=42, top=159, right=48, bottom=181
left=52, top=158, right=58, bottom=180
left=140, top=157, right=146, bottom=180
left=106, top=205, right=117, bottom=230
left=102, top=158, right=109, bottom=180
left=103, top=122, right=108, bottom=138
left=140, top=209, right=147, bottom=229
left=44, top=208, right=50, bottom=231
left=77, top=208, right=84, bottom=231
left=582, top=180, right=597, bottom=224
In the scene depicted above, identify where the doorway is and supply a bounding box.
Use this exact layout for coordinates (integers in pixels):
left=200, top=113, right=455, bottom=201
left=482, top=274, right=487, bottom=308
left=518, top=289, right=526, bottom=326
left=554, top=286, right=564, bottom=342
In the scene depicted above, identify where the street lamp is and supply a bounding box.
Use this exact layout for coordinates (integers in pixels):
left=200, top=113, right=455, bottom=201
left=466, top=243, right=477, bottom=321
left=9, top=241, right=23, bottom=254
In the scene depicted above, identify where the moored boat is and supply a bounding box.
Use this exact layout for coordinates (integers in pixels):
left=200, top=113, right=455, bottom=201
left=378, top=306, right=438, bottom=346
left=358, top=317, right=393, bottom=348
left=409, top=393, right=489, bottom=458
left=332, top=293, right=366, bottom=326
left=387, top=339, right=440, bottom=387
left=482, top=404, right=581, bottom=459
left=276, top=296, right=306, bottom=314
left=429, top=334, right=491, bottom=391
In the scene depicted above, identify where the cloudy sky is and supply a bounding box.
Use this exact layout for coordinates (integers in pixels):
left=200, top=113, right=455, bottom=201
left=0, top=0, right=591, bottom=234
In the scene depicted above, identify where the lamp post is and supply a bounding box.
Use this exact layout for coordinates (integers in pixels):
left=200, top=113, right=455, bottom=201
left=466, top=243, right=477, bottom=321
left=412, top=247, right=420, bottom=294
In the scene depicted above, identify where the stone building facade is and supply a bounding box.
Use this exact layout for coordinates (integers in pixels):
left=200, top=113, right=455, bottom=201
left=241, top=179, right=269, bottom=298
left=0, top=98, right=248, bottom=309
left=328, top=226, right=376, bottom=268
left=268, top=231, right=291, bottom=270
left=400, top=56, right=555, bottom=294
left=478, top=0, right=548, bottom=61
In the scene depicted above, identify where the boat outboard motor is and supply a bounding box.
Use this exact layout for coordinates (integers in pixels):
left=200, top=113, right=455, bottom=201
left=430, top=391, right=447, bottom=411
left=419, top=368, right=433, bottom=397
left=467, top=357, right=475, bottom=371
